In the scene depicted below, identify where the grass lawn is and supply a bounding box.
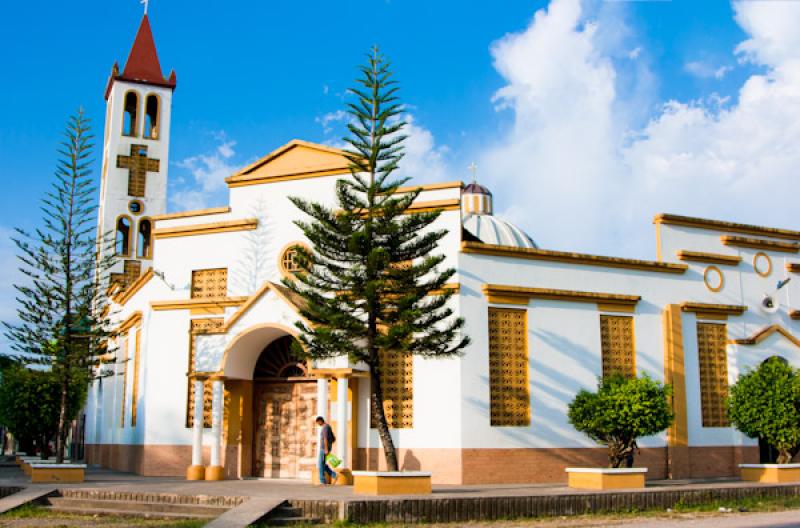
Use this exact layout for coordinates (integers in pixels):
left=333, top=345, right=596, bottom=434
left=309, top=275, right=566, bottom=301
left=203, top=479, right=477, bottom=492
left=0, top=504, right=206, bottom=528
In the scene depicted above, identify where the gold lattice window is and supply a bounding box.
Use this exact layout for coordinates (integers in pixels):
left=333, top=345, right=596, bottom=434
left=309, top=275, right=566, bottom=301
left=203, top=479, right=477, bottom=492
left=191, top=268, right=227, bottom=299
left=697, top=322, right=730, bottom=427
left=131, top=327, right=142, bottom=427
left=600, top=315, right=636, bottom=378
left=372, top=350, right=414, bottom=429
left=488, top=307, right=530, bottom=427
left=110, top=260, right=142, bottom=290
left=186, top=318, right=224, bottom=428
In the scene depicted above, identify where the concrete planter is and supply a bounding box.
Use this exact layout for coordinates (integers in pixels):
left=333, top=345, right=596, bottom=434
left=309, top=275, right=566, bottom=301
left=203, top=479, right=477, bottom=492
left=352, top=471, right=432, bottom=495
left=566, top=468, right=647, bottom=490
left=740, top=464, right=800, bottom=483
left=14, top=452, right=26, bottom=465
left=29, top=463, right=86, bottom=483
left=20, top=457, right=59, bottom=476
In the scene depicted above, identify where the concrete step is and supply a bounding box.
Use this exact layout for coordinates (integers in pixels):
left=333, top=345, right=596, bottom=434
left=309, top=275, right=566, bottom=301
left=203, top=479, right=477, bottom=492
left=47, top=497, right=229, bottom=518
left=265, top=516, right=320, bottom=526
left=57, top=488, right=244, bottom=508
left=45, top=505, right=218, bottom=520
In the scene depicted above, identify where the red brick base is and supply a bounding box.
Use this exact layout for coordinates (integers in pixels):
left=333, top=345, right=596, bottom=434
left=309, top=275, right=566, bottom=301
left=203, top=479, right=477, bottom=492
left=85, top=444, right=209, bottom=476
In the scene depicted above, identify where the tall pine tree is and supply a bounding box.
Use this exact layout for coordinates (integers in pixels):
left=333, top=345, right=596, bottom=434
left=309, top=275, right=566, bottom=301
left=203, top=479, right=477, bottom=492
left=3, top=109, right=109, bottom=463
left=285, top=48, right=469, bottom=471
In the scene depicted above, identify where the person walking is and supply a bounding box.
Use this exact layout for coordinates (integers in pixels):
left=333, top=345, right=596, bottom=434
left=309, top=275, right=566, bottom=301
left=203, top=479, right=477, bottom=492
left=316, top=416, right=337, bottom=485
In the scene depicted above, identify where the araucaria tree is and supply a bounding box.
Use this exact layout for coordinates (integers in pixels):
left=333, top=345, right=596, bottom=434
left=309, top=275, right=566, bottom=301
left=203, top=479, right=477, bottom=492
left=568, top=374, right=673, bottom=468
left=3, top=109, right=108, bottom=463
left=285, top=47, right=469, bottom=471
left=729, top=357, right=800, bottom=464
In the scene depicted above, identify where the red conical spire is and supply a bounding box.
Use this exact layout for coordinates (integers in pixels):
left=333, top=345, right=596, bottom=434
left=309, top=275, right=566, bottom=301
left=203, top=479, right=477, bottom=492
left=106, top=14, right=176, bottom=99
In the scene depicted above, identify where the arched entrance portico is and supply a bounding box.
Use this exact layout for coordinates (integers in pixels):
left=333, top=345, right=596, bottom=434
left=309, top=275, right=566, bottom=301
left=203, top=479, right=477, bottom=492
left=219, top=324, right=321, bottom=480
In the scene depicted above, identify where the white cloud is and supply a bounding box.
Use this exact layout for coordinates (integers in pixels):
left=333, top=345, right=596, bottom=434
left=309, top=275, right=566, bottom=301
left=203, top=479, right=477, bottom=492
left=397, top=115, right=450, bottom=183
left=628, top=46, right=642, bottom=60
left=684, top=61, right=733, bottom=80
left=472, top=0, right=800, bottom=257
left=171, top=133, right=238, bottom=210
left=316, top=110, right=347, bottom=134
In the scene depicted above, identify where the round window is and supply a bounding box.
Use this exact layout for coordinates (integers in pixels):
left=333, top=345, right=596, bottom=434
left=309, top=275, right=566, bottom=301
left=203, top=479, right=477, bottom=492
left=754, top=252, right=772, bottom=277
left=703, top=266, right=724, bottom=293
left=128, top=200, right=143, bottom=215
left=279, top=243, right=310, bottom=278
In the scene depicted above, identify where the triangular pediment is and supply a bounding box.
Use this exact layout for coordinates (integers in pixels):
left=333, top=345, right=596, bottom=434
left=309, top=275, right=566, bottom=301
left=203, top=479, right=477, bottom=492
left=226, top=140, right=351, bottom=186
left=732, top=324, right=800, bottom=349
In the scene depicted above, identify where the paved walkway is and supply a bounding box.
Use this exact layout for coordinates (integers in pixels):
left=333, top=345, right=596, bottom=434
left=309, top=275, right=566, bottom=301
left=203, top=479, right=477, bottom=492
left=0, top=465, right=794, bottom=501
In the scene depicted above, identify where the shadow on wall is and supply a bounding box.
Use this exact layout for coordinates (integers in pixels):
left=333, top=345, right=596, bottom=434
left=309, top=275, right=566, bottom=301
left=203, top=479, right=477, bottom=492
left=231, top=199, right=275, bottom=298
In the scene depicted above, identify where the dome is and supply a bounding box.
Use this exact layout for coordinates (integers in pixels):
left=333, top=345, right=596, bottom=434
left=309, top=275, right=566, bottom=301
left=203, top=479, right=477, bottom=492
left=463, top=213, right=538, bottom=249
left=463, top=182, right=492, bottom=196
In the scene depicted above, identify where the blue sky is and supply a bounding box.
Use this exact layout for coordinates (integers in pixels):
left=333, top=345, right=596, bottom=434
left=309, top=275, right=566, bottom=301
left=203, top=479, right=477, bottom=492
left=1, top=0, right=799, bottom=326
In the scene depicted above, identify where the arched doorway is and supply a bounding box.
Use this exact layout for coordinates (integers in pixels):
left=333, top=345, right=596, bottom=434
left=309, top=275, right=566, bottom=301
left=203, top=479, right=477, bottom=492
left=251, top=335, right=318, bottom=479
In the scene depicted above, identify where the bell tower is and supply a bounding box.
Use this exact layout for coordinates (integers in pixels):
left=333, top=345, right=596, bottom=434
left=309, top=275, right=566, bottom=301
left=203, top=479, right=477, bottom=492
left=98, top=13, right=176, bottom=291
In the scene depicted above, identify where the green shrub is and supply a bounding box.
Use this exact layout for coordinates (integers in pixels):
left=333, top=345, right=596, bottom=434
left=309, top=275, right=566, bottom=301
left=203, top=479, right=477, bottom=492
left=568, top=374, right=674, bottom=468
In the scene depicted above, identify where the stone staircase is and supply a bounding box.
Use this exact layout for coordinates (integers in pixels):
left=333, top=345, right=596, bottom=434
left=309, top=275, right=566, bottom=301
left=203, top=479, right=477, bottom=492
left=258, top=501, right=320, bottom=526
left=45, top=488, right=245, bottom=521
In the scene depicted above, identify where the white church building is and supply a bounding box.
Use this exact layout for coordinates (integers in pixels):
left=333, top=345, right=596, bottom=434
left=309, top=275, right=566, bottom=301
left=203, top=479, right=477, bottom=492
left=85, top=14, right=800, bottom=484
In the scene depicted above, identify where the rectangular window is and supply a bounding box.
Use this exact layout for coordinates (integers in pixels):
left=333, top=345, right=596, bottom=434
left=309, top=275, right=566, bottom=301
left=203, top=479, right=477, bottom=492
left=186, top=318, right=224, bottom=428
left=372, top=350, right=414, bottom=429
left=190, top=268, right=228, bottom=299
left=697, top=322, right=730, bottom=427
left=600, top=315, right=636, bottom=378
left=488, top=307, right=530, bottom=427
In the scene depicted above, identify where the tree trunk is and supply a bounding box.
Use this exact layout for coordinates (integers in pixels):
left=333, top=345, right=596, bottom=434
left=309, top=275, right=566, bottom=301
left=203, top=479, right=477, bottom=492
left=55, top=375, right=69, bottom=464
left=777, top=447, right=793, bottom=464
left=370, top=368, right=399, bottom=472
left=608, top=439, right=634, bottom=469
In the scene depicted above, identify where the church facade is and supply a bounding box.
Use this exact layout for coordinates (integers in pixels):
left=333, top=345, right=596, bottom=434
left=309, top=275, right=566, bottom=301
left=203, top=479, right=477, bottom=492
left=84, top=15, right=800, bottom=484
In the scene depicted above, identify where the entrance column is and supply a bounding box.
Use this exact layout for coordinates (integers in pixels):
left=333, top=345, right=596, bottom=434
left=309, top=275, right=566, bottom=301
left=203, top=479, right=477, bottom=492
left=205, top=379, right=225, bottom=480
left=186, top=379, right=205, bottom=480
left=336, top=377, right=349, bottom=468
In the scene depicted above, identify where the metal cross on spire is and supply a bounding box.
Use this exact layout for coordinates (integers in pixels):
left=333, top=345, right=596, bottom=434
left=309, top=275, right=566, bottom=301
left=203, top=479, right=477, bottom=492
left=468, top=162, right=478, bottom=183
left=141, top=0, right=149, bottom=14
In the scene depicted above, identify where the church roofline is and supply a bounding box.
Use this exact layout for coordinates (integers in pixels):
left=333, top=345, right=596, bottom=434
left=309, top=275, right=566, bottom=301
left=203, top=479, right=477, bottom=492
left=655, top=213, right=800, bottom=241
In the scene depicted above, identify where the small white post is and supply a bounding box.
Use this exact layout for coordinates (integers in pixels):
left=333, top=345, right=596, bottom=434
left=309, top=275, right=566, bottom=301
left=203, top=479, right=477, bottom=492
left=210, top=379, right=223, bottom=468
left=191, top=380, right=204, bottom=466
left=336, top=377, right=349, bottom=468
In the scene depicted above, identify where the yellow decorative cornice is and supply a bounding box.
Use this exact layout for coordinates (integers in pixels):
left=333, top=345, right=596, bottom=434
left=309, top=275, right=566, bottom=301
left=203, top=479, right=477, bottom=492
left=113, top=268, right=153, bottom=306
left=150, top=297, right=249, bottom=311
left=790, top=310, right=799, bottom=321
left=151, top=207, right=231, bottom=222
left=676, top=250, right=742, bottom=266
left=224, top=282, right=308, bottom=332
left=720, top=236, right=800, bottom=253
left=307, top=367, right=370, bottom=379
left=680, top=302, right=747, bottom=320
left=349, top=199, right=461, bottom=217
left=391, top=181, right=464, bottom=194
left=730, top=325, right=800, bottom=348
left=462, top=242, right=687, bottom=274
left=482, top=284, right=640, bottom=308
left=655, top=213, right=800, bottom=241
left=788, top=263, right=800, bottom=274
left=152, top=219, right=258, bottom=240
left=117, top=311, right=143, bottom=334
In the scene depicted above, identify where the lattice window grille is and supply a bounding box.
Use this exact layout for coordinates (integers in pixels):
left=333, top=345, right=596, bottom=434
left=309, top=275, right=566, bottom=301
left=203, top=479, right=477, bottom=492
left=371, top=350, right=414, bottom=429
left=186, top=318, right=224, bottom=428
left=600, top=315, right=636, bottom=378
left=697, top=322, right=730, bottom=427
left=191, top=268, right=227, bottom=299
left=488, top=307, right=530, bottom=427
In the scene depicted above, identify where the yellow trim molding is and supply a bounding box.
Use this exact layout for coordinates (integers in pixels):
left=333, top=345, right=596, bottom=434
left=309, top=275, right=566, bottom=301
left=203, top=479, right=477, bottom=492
left=790, top=310, right=799, bottom=321
left=462, top=241, right=688, bottom=274
left=113, top=268, right=153, bottom=306
left=152, top=206, right=231, bottom=222
left=482, top=284, right=640, bottom=308
left=308, top=367, right=370, bottom=379
left=787, top=263, right=800, bottom=273
left=676, top=250, right=741, bottom=265
left=150, top=297, right=248, bottom=312
left=655, top=213, right=800, bottom=241
left=224, top=282, right=307, bottom=332
left=117, top=311, right=143, bottom=334
left=349, top=199, right=461, bottom=216
left=663, top=305, right=688, bottom=452
left=153, top=219, right=258, bottom=239
left=680, top=302, right=747, bottom=317
left=392, top=181, right=464, bottom=194
left=721, top=236, right=800, bottom=253
left=730, top=325, right=800, bottom=348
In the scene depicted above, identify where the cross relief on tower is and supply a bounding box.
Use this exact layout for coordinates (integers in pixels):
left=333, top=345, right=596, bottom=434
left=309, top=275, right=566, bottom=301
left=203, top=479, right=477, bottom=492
left=117, top=144, right=160, bottom=197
